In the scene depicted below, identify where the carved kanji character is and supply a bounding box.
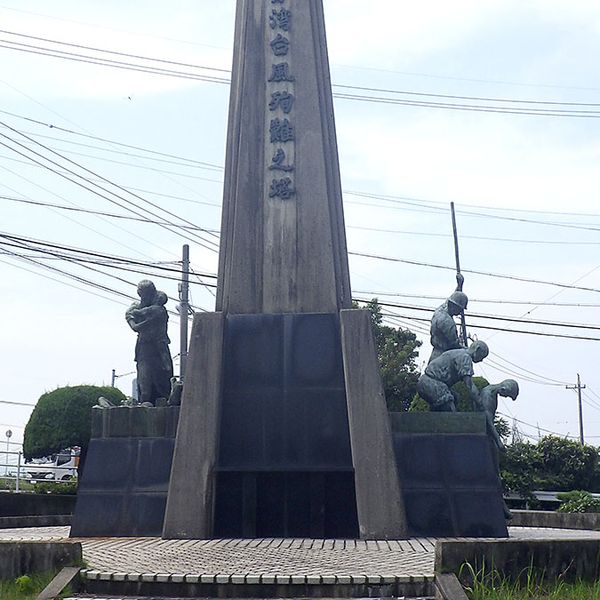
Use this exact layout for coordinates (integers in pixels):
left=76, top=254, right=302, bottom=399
left=270, top=118, right=295, bottom=143
left=269, top=91, right=295, bottom=114
left=270, top=33, right=290, bottom=56
left=269, top=148, right=294, bottom=172
left=270, top=8, right=291, bottom=31
left=268, top=62, right=295, bottom=82
left=269, top=177, right=295, bottom=199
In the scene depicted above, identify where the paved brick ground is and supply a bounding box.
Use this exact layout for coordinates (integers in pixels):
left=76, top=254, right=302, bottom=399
left=2, top=525, right=600, bottom=588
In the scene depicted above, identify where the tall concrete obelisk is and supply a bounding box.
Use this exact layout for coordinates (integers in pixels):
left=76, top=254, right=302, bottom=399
left=164, top=0, right=406, bottom=540
left=217, top=0, right=351, bottom=314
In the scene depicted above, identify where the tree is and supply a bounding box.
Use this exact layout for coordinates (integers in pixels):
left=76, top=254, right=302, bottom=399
left=24, top=385, right=126, bottom=472
left=499, top=436, right=600, bottom=501
left=361, top=299, right=422, bottom=411
left=499, top=440, right=541, bottom=502
left=535, top=436, right=599, bottom=492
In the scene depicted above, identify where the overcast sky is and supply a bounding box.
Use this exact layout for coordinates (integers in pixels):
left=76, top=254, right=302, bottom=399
left=2, top=0, right=600, bottom=455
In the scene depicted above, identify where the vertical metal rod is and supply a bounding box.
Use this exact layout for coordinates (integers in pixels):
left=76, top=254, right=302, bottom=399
left=111, top=369, right=116, bottom=387
left=16, top=451, right=21, bottom=493
left=450, top=202, right=468, bottom=345
left=180, top=244, right=190, bottom=382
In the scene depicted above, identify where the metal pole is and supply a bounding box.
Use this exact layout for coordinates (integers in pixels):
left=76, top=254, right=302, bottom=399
left=16, top=451, right=21, bottom=493
left=450, top=202, right=468, bottom=346
left=111, top=369, right=116, bottom=387
left=566, top=374, right=586, bottom=445
left=577, top=373, right=585, bottom=445
left=180, top=244, right=190, bottom=382
left=5, top=430, right=11, bottom=477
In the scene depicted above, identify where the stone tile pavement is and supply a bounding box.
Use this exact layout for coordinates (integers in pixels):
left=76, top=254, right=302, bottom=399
left=1, top=525, right=600, bottom=587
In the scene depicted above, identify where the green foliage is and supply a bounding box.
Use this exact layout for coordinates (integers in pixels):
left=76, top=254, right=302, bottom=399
left=408, top=393, right=429, bottom=412
left=536, top=436, right=598, bottom=492
left=14, top=576, right=34, bottom=594
left=33, top=480, right=78, bottom=495
left=361, top=299, right=422, bottom=411
left=451, top=376, right=489, bottom=411
left=461, top=562, right=600, bottom=599
left=500, top=436, right=600, bottom=500
left=500, top=441, right=542, bottom=501
left=0, top=572, right=73, bottom=599
left=23, top=385, right=126, bottom=461
left=493, top=416, right=510, bottom=443
left=557, top=490, right=600, bottom=514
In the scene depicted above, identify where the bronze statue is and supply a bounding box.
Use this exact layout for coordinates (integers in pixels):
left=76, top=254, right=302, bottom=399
left=126, top=280, right=174, bottom=406
left=417, top=341, right=489, bottom=412
left=477, top=379, right=519, bottom=519
left=428, top=273, right=468, bottom=363
left=477, top=379, right=519, bottom=451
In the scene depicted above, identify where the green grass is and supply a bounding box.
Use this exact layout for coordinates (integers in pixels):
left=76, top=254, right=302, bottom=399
left=0, top=572, right=73, bottom=600
left=462, top=563, right=600, bottom=599
left=0, top=477, right=36, bottom=492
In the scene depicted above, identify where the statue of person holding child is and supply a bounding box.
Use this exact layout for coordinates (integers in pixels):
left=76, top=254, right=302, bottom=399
left=125, top=280, right=174, bottom=406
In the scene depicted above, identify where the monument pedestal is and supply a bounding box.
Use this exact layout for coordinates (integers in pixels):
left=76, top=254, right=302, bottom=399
left=391, top=412, right=508, bottom=538
left=70, top=406, right=179, bottom=537
left=163, top=309, right=406, bottom=539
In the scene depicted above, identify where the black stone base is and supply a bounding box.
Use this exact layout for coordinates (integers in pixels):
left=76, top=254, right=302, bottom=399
left=70, top=406, right=179, bottom=537
left=214, top=313, right=359, bottom=538
left=391, top=412, right=508, bottom=538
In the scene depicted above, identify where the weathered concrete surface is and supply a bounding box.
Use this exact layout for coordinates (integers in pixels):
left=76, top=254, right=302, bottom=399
left=511, top=509, right=600, bottom=531
left=0, top=515, right=71, bottom=529
left=435, top=573, right=468, bottom=600
left=0, top=492, right=75, bottom=517
left=0, top=541, right=81, bottom=579
left=91, top=405, right=180, bottom=438
left=37, top=566, right=80, bottom=600
left=163, top=312, right=225, bottom=539
left=436, top=538, right=600, bottom=583
left=340, top=309, right=407, bottom=539
left=391, top=411, right=487, bottom=434
left=216, top=0, right=351, bottom=314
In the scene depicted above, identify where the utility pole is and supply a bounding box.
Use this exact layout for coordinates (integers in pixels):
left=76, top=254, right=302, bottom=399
left=450, top=202, right=468, bottom=346
left=179, top=244, right=190, bottom=382
left=111, top=369, right=116, bottom=387
left=566, top=373, right=586, bottom=445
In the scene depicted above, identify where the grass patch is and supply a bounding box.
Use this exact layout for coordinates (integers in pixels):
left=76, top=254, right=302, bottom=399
left=0, top=572, right=73, bottom=599
left=462, top=563, right=600, bottom=599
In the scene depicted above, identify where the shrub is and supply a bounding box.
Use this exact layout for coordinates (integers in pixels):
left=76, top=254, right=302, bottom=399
left=33, top=480, right=78, bottom=495
left=557, top=490, right=600, bottom=513
left=23, top=385, right=126, bottom=462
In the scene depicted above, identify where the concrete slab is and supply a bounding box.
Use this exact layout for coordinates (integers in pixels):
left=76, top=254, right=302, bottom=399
left=2, top=524, right=600, bottom=598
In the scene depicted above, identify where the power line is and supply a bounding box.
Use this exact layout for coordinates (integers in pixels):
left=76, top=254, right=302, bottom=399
left=375, top=309, right=600, bottom=342
left=349, top=224, right=600, bottom=246
left=345, top=191, right=600, bottom=233
left=350, top=253, right=600, bottom=294
left=3, top=33, right=600, bottom=118
left=2, top=195, right=219, bottom=233
left=5, top=109, right=600, bottom=234
left=0, top=232, right=218, bottom=279
left=0, top=400, right=35, bottom=407
left=0, top=122, right=221, bottom=250
left=355, top=290, right=600, bottom=308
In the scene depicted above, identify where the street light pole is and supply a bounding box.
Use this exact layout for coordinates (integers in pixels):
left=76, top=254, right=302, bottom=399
left=179, top=244, right=190, bottom=382
left=5, top=430, right=12, bottom=476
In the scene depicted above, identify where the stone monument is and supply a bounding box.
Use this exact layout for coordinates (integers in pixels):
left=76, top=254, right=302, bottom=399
left=162, top=0, right=406, bottom=539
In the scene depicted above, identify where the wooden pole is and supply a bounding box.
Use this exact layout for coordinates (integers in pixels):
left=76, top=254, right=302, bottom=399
left=450, top=202, right=468, bottom=346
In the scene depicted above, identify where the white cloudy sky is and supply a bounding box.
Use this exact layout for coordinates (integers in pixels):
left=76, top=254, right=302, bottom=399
left=2, top=1, right=600, bottom=454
